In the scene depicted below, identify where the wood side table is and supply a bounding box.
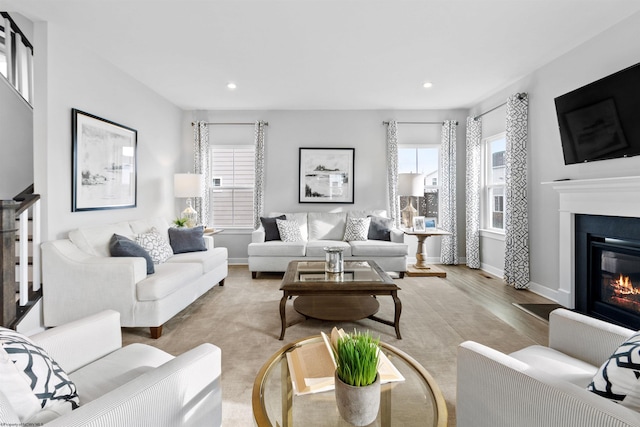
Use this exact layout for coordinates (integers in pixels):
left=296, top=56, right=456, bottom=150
left=403, top=229, right=451, bottom=277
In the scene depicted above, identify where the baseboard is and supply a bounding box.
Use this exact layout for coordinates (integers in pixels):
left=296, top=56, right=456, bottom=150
left=527, top=281, right=560, bottom=303
left=228, top=258, right=248, bottom=265
left=480, top=263, right=503, bottom=278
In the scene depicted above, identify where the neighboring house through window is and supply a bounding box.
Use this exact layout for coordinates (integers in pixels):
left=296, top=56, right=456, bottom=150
left=483, top=133, right=506, bottom=232
left=210, top=146, right=255, bottom=228
left=398, top=145, right=440, bottom=221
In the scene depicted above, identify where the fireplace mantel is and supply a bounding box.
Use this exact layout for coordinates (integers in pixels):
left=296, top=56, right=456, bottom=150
left=544, top=176, right=640, bottom=308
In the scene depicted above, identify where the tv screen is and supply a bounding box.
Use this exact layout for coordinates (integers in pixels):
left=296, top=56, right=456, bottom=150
left=555, top=62, right=640, bottom=165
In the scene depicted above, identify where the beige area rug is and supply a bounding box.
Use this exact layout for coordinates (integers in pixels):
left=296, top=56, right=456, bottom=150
left=122, top=266, right=540, bottom=426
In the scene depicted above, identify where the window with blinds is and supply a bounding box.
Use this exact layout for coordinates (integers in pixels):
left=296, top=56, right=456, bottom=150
left=210, top=146, right=255, bottom=228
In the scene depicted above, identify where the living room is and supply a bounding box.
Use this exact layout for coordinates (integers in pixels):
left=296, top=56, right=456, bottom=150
left=2, top=1, right=640, bottom=426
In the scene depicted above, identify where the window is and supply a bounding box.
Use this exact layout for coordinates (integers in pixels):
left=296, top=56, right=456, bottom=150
left=398, top=145, right=440, bottom=221
left=483, top=133, right=506, bottom=231
left=210, top=146, right=255, bottom=228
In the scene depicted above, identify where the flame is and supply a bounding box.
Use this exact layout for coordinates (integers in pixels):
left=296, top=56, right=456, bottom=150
left=612, top=274, right=640, bottom=295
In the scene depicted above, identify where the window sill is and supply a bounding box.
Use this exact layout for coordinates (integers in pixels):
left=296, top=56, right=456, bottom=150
left=211, top=228, right=254, bottom=235
left=479, top=229, right=505, bottom=241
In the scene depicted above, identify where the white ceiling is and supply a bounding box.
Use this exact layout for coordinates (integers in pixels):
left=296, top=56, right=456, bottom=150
left=7, top=0, right=640, bottom=111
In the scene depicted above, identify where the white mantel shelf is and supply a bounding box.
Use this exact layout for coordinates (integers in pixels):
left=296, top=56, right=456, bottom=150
left=544, top=176, right=640, bottom=309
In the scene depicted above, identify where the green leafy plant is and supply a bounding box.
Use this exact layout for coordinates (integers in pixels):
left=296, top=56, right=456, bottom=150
left=334, top=330, right=380, bottom=387
left=173, top=217, right=188, bottom=227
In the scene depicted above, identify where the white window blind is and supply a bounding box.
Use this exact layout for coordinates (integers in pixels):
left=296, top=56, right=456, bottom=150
left=210, top=146, right=255, bottom=228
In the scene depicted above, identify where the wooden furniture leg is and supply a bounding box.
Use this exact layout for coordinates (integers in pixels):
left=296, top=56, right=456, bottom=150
left=279, top=293, right=288, bottom=340
left=150, top=326, right=163, bottom=339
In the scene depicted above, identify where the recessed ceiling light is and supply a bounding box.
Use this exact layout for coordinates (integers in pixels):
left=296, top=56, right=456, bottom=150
left=227, top=82, right=237, bottom=90
left=423, top=82, right=433, bottom=89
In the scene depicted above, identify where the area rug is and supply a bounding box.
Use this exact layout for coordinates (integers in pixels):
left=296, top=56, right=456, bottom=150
left=513, top=303, right=565, bottom=322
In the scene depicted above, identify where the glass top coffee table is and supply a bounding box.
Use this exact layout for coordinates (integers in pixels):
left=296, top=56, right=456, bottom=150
left=279, top=260, right=402, bottom=340
left=252, top=335, right=448, bottom=426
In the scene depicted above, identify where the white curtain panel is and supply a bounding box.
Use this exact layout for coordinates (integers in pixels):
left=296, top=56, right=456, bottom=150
left=440, top=120, right=458, bottom=265
left=253, top=121, right=266, bottom=229
left=386, top=121, right=400, bottom=227
left=465, top=116, right=482, bottom=269
left=503, top=93, right=530, bottom=289
left=193, top=121, right=210, bottom=226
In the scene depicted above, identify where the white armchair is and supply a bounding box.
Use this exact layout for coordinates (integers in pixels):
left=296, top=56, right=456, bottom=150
left=0, top=310, right=222, bottom=426
left=457, top=308, right=640, bottom=427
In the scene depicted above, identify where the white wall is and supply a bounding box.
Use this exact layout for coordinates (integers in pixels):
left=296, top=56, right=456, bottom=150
left=34, top=22, right=183, bottom=240
left=183, top=109, right=468, bottom=263
left=469, top=11, right=640, bottom=300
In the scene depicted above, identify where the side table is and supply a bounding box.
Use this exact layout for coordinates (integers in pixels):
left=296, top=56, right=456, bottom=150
left=402, top=229, right=451, bottom=277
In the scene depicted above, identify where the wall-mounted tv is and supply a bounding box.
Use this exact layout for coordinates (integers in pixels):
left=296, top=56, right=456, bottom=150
left=555, top=62, right=640, bottom=165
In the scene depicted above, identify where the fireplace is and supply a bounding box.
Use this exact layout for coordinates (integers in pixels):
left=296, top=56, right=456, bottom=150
left=575, top=214, right=640, bottom=329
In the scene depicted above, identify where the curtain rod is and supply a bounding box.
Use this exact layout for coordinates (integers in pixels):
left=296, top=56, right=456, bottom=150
left=191, top=121, right=269, bottom=126
left=473, top=92, right=528, bottom=120
left=382, top=121, right=458, bottom=126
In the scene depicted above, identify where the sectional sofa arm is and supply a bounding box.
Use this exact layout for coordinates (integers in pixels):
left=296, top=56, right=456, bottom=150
left=45, top=343, right=223, bottom=427
left=252, top=227, right=266, bottom=243
left=457, top=341, right=640, bottom=427
left=390, top=228, right=405, bottom=243
left=548, top=308, right=635, bottom=367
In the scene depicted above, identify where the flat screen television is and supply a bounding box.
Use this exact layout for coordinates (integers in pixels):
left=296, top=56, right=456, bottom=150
left=555, top=62, right=640, bottom=165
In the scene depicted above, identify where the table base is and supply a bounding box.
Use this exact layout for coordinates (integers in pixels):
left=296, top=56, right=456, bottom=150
left=294, top=295, right=380, bottom=321
left=406, top=265, right=447, bottom=277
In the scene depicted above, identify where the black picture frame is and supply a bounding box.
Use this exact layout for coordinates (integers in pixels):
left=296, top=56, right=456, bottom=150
left=299, top=147, right=354, bottom=204
left=72, top=109, right=137, bottom=211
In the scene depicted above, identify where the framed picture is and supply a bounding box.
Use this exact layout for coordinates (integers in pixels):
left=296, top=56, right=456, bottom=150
left=424, top=217, right=437, bottom=229
left=299, top=148, right=354, bottom=203
left=72, top=109, right=137, bottom=211
left=413, top=216, right=426, bottom=231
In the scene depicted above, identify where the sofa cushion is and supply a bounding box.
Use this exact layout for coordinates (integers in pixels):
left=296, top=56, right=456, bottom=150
left=308, top=212, right=347, bottom=240
left=109, top=234, right=155, bottom=274
left=136, top=227, right=174, bottom=264
left=277, top=219, right=304, bottom=242
left=136, top=262, right=203, bottom=301
left=260, top=215, right=286, bottom=241
left=349, top=240, right=408, bottom=257
left=368, top=216, right=394, bottom=241
left=587, top=332, right=640, bottom=411
left=343, top=217, right=371, bottom=241
left=510, top=345, right=598, bottom=387
left=68, top=222, right=134, bottom=257
left=168, top=247, right=228, bottom=273
left=306, top=240, right=352, bottom=257
left=168, top=226, right=207, bottom=254
left=248, top=241, right=307, bottom=257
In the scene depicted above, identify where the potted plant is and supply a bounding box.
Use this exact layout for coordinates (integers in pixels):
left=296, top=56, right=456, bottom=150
left=173, top=217, right=188, bottom=228
left=333, top=330, right=381, bottom=426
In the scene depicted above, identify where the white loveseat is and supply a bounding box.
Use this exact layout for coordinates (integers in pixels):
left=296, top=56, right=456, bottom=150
left=42, top=217, right=228, bottom=338
left=0, top=310, right=222, bottom=426
left=248, top=211, right=408, bottom=278
left=457, top=308, right=640, bottom=427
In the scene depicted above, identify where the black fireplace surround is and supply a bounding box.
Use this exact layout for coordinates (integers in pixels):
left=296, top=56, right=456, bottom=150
left=575, top=214, right=640, bottom=330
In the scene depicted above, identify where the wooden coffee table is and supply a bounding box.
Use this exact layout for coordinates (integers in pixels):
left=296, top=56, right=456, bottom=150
left=279, top=260, right=402, bottom=340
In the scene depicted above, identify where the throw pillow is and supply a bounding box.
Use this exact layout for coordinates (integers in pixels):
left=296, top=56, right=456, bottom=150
left=260, top=215, right=286, bottom=241
left=135, top=227, right=173, bottom=264
left=0, top=328, right=79, bottom=418
left=343, top=217, right=371, bottom=241
left=588, top=332, right=640, bottom=411
left=276, top=219, right=303, bottom=242
left=168, top=226, right=207, bottom=254
left=109, top=234, right=155, bottom=274
left=368, top=215, right=393, bottom=241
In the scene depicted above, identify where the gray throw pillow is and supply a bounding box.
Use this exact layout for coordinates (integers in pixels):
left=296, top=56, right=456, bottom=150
left=168, top=226, right=207, bottom=254
left=260, top=215, right=286, bottom=241
left=109, top=234, right=155, bottom=274
left=367, top=215, right=393, bottom=241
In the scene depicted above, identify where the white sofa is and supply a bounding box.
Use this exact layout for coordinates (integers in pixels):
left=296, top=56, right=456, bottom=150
left=0, top=310, right=222, bottom=426
left=457, top=308, right=640, bottom=427
left=42, top=217, right=228, bottom=338
left=248, top=211, right=408, bottom=278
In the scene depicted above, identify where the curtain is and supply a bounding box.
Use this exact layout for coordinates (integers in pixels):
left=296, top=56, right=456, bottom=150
left=503, top=93, right=530, bottom=289
left=254, top=121, right=266, bottom=229
left=440, top=120, right=458, bottom=265
left=193, top=121, right=210, bottom=226
left=386, top=121, right=400, bottom=227
left=465, top=117, right=482, bottom=269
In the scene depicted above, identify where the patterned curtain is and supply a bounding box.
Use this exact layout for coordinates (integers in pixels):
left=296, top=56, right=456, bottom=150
left=386, top=121, right=400, bottom=227
left=465, top=117, right=482, bottom=269
left=440, top=120, right=458, bottom=265
left=193, top=121, right=210, bottom=226
left=504, top=93, right=530, bottom=289
left=254, top=121, right=266, bottom=229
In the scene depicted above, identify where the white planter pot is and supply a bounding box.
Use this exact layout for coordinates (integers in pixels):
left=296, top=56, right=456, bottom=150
left=334, top=372, right=380, bottom=426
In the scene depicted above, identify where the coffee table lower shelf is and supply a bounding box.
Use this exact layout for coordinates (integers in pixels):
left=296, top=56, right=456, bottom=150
left=293, top=295, right=380, bottom=321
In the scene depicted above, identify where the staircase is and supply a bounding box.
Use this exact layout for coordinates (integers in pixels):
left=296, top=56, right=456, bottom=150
left=1, top=185, right=41, bottom=328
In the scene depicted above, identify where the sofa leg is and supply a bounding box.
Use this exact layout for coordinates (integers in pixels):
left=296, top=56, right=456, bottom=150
left=252, top=272, right=257, bottom=279
left=150, top=326, right=163, bottom=339
left=219, top=278, right=225, bottom=286
left=399, top=272, right=405, bottom=279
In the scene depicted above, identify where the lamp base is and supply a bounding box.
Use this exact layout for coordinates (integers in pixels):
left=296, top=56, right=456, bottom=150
left=401, top=199, right=418, bottom=229
left=182, top=198, right=198, bottom=228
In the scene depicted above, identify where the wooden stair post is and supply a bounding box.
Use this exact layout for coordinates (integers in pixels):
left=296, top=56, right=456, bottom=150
left=1, top=200, right=19, bottom=328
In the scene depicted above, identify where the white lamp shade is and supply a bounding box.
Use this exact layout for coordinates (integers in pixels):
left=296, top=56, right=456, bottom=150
left=174, top=173, right=204, bottom=198
left=398, top=173, right=425, bottom=197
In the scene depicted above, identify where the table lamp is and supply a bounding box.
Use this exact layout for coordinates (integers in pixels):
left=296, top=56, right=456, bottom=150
left=174, top=173, right=204, bottom=227
left=398, top=173, right=425, bottom=229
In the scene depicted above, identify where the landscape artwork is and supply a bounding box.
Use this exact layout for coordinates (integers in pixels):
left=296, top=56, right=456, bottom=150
left=299, top=148, right=354, bottom=203
left=72, top=109, right=137, bottom=211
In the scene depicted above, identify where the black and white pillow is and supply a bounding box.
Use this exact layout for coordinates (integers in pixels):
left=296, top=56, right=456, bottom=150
left=343, top=217, right=371, bottom=241
left=276, top=219, right=303, bottom=242
left=368, top=215, right=393, bottom=241
left=135, top=227, right=173, bottom=264
left=588, top=332, right=640, bottom=411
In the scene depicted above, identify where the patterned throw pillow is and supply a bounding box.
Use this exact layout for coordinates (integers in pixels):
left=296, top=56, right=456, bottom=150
left=0, top=328, right=79, bottom=418
left=588, top=332, right=640, bottom=411
left=276, top=219, right=303, bottom=242
left=343, top=217, right=371, bottom=241
left=135, top=227, right=173, bottom=264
